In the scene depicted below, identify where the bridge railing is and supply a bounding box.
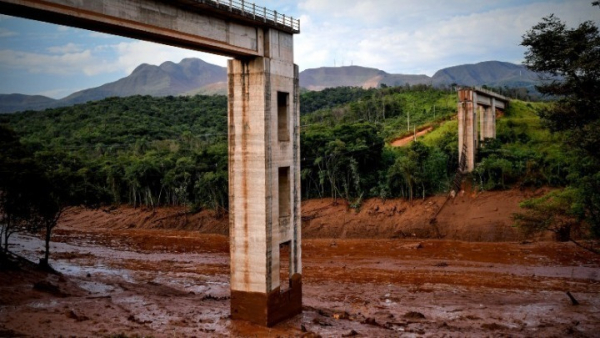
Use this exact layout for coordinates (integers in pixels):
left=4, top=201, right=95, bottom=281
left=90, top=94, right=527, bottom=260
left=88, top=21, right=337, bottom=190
left=198, top=0, right=300, bottom=33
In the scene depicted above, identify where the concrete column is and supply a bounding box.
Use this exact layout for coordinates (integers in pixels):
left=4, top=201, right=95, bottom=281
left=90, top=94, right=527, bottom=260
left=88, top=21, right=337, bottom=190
left=479, top=105, right=484, bottom=142
left=228, top=28, right=301, bottom=327
left=457, top=89, right=477, bottom=172
left=457, top=99, right=464, bottom=167
left=467, top=92, right=477, bottom=172
left=490, top=97, right=496, bottom=139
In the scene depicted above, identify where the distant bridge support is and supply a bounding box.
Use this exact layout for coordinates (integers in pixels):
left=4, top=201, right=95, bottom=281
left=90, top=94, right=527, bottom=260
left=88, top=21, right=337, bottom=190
left=0, top=0, right=302, bottom=327
left=457, top=88, right=508, bottom=172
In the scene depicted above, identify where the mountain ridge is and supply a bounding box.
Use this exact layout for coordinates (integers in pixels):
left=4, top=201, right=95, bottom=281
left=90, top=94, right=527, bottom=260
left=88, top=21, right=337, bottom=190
left=0, top=59, right=541, bottom=114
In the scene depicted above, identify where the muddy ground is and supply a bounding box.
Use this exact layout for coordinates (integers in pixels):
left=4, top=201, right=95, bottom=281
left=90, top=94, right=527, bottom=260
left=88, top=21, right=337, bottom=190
left=2, top=192, right=600, bottom=337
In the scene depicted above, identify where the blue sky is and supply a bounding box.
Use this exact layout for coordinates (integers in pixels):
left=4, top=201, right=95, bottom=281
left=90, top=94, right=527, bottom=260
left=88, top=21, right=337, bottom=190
left=0, top=0, right=598, bottom=99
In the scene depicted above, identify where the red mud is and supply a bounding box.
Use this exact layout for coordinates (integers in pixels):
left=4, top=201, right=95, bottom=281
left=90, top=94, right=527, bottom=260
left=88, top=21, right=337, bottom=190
left=59, top=188, right=549, bottom=242
left=2, top=190, right=600, bottom=337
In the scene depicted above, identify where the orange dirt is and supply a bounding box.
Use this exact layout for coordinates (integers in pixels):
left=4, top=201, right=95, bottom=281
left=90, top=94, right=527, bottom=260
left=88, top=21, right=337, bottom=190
left=59, top=188, right=551, bottom=242
left=2, top=189, right=599, bottom=337
left=391, top=126, right=434, bottom=147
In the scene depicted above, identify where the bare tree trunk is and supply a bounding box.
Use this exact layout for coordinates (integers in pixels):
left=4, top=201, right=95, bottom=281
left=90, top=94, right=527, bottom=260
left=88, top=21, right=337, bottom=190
left=44, top=222, right=51, bottom=264
left=42, top=210, right=62, bottom=267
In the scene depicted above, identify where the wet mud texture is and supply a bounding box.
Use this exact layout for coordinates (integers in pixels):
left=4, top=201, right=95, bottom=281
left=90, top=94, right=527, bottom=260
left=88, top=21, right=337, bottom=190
left=231, top=274, right=302, bottom=326
left=2, top=224, right=600, bottom=337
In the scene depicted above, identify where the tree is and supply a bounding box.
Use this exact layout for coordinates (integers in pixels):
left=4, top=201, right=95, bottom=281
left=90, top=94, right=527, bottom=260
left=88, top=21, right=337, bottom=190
left=0, top=126, right=45, bottom=255
left=32, top=150, right=103, bottom=267
left=519, top=6, right=600, bottom=242
left=522, top=13, right=600, bottom=157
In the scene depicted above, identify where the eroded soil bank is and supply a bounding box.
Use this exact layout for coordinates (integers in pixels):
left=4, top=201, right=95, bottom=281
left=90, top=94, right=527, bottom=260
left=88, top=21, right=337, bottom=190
left=58, top=188, right=549, bottom=242
left=2, top=190, right=599, bottom=337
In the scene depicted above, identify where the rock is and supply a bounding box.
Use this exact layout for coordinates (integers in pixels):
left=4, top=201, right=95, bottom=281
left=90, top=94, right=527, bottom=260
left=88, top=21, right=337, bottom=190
left=33, top=280, right=65, bottom=297
left=481, top=322, right=508, bottom=331
left=403, top=311, right=426, bottom=319
left=361, top=317, right=378, bottom=325
left=66, top=310, right=89, bottom=322
left=333, top=311, right=350, bottom=320
left=342, top=330, right=358, bottom=337
left=312, top=318, right=331, bottom=327
left=301, top=333, right=322, bottom=338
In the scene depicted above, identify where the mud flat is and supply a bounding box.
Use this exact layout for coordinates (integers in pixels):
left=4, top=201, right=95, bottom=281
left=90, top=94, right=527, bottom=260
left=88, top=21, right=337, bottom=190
left=2, top=224, right=599, bottom=337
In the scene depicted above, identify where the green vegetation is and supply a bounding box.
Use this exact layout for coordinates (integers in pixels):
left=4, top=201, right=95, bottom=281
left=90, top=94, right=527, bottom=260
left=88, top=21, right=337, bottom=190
left=2, top=43, right=597, bottom=260
left=301, top=84, right=456, bottom=141
left=515, top=7, right=600, bottom=246
left=0, top=86, right=568, bottom=214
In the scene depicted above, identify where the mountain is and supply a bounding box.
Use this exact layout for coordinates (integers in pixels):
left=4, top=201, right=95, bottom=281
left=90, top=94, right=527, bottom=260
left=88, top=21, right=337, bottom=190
left=431, top=61, right=541, bottom=89
left=0, top=59, right=544, bottom=114
left=299, top=61, right=541, bottom=91
left=0, top=94, right=57, bottom=114
left=59, top=58, right=227, bottom=107
left=299, top=65, right=430, bottom=90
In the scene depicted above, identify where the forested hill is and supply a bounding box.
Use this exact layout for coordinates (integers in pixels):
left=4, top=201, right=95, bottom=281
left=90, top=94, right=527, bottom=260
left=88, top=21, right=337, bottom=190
left=1, top=95, right=230, bottom=209
left=3, top=95, right=227, bottom=151
left=1, top=86, right=568, bottom=213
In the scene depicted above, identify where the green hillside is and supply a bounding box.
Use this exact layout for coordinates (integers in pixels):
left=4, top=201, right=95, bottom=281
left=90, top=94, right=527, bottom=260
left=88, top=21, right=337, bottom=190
left=0, top=86, right=569, bottom=211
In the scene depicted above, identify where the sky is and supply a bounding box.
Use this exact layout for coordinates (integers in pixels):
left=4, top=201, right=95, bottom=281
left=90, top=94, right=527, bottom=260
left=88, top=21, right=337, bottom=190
left=0, top=0, right=598, bottom=99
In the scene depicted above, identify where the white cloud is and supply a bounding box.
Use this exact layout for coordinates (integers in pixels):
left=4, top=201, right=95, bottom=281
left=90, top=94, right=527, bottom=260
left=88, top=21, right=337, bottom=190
left=38, top=87, right=74, bottom=99
left=46, top=43, right=82, bottom=54
left=0, top=40, right=229, bottom=79
left=89, top=32, right=114, bottom=39
left=294, top=0, right=600, bottom=75
left=0, top=49, right=111, bottom=76
left=111, top=40, right=228, bottom=75
left=0, top=28, right=17, bottom=38
left=57, top=26, right=70, bottom=32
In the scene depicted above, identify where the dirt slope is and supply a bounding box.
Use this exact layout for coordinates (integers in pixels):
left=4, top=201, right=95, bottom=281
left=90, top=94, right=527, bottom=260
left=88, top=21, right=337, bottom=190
left=390, top=126, right=433, bottom=147
left=59, top=188, right=550, bottom=242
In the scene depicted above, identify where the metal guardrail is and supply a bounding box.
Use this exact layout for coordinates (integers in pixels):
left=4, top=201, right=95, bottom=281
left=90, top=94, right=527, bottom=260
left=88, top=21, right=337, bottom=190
left=195, top=0, right=300, bottom=33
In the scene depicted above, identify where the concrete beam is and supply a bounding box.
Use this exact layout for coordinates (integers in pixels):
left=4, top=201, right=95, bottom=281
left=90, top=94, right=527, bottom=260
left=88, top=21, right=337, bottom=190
left=0, top=0, right=265, bottom=57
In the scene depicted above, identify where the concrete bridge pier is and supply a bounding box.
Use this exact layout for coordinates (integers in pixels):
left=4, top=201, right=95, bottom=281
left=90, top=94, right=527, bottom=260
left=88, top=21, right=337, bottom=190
left=458, top=90, right=478, bottom=172
left=458, top=88, right=508, bottom=172
left=486, top=98, right=497, bottom=139
left=227, top=29, right=302, bottom=327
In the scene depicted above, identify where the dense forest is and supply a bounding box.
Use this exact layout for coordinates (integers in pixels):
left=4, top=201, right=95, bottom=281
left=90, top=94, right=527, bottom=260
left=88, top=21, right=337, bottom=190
left=0, top=86, right=567, bottom=212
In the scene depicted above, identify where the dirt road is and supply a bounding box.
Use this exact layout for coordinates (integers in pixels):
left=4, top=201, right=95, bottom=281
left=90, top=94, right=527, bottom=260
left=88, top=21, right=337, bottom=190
left=2, top=225, right=599, bottom=337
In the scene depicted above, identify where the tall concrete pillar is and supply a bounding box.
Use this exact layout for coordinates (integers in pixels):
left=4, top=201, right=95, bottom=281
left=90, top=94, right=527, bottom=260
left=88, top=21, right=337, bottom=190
left=480, top=97, right=497, bottom=141
left=228, top=28, right=302, bottom=327
left=478, top=105, right=484, bottom=144
left=458, top=89, right=477, bottom=172
left=490, top=98, right=496, bottom=139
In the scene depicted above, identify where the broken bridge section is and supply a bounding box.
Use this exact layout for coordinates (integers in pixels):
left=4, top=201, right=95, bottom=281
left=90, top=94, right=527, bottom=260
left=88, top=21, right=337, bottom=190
left=0, top=0, right=302, bottom=327
left=457, top=88, right=509, bottom=172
